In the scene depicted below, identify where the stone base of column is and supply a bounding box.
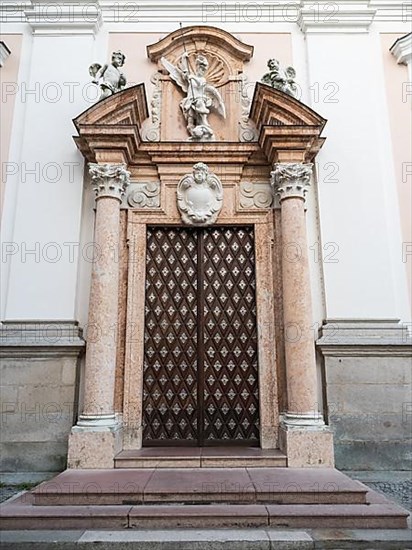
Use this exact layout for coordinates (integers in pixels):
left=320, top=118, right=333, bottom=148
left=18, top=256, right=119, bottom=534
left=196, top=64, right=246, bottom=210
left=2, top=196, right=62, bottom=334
left=279, top=424, right=335, bottom=468
left=67, top=424, right=122, bottom=469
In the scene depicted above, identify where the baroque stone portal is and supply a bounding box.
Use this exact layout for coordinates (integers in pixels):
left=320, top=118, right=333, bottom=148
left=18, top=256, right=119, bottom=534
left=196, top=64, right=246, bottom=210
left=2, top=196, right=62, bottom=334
left=177, top=162, right=223, bottom=225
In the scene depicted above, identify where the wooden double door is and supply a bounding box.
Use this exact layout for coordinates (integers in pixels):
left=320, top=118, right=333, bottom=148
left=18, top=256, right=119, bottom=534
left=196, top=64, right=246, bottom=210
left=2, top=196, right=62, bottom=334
left=142, top=226, right=260, bottom=446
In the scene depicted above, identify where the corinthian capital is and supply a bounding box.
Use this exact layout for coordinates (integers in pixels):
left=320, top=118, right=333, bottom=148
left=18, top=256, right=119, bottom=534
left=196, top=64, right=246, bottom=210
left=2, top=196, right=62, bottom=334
left=89, top=163, right=130, bottom=202
left=271, top=163, right=313, bottom=202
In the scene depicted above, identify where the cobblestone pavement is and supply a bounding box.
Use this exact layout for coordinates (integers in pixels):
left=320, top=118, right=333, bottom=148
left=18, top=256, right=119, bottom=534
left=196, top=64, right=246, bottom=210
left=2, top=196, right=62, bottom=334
left=366, top=480, right=412, bottom=511
left=0, top=486, right=21, bottom=504
left=1, top=478, right=411, bottom=509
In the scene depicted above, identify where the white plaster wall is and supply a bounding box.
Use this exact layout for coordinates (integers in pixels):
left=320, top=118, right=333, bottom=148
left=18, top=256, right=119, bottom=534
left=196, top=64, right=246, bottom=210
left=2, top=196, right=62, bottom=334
left=3, top=34, right=95, bottom=320
left=305, top=32, right=410, bottom=323
left=2, top=11, right=410, bottom=327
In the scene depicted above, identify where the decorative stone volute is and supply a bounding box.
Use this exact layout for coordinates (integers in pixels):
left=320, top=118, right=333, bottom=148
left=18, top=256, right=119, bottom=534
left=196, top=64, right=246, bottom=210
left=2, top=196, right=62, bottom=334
left=177, top=163, right=223, bottom=226
left=271, top=163, right=313, bottom=202
left=89, top=163, right=130, bottom=202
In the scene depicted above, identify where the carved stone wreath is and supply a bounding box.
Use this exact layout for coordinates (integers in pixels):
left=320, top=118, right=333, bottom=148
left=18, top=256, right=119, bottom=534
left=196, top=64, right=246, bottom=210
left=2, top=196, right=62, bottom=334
left=177, top=163, right=223, bottom=226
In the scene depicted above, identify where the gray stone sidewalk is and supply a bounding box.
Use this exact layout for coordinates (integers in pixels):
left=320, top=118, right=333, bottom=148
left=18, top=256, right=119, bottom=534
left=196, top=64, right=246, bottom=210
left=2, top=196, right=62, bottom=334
left=1, top=527, right=412, bottom=549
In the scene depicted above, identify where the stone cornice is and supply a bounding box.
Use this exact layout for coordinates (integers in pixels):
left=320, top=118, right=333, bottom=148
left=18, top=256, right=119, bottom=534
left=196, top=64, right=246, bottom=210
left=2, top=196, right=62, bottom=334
left=1, top=2, right=409, bottom=29
left=143, top=142, right=260, bottom=166
left=0, top=321, right=85, bottom=357
left=0, top=2, right=30, bottom=23
left=298, top=1, right=376, bottom=33
left=317, top=319, right=412, bottom=356
left=25, top=2, right=102, bottom=35
left=368, top=1, right=412, bottom=22
left=390, top=33, right=412, bottom=65
left=73, top=84, right=148, bottom=164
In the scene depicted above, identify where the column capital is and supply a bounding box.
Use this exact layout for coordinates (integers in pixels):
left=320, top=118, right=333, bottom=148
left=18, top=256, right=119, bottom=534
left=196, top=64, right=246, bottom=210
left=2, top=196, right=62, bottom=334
left=89, top=163, right=130, bottom=202
left=271, top=163, right=313, bottom=203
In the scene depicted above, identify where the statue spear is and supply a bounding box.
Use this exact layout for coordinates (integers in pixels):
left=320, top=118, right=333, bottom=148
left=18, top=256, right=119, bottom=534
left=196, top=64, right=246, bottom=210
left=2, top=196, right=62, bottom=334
left=179, top=22, right=196, bottom=103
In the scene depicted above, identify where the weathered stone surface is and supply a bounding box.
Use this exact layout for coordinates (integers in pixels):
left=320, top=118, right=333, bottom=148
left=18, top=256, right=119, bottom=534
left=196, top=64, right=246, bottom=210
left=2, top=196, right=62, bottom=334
left=279, top=427, right=334, bottom=468
left=0, top=442, right=68, bottom=473
left=0, top=351, right=80, bottom=477
left=325, top=356, right=412, bottom=385
left=318, top=322, right=412, bottom=471
left=327, top=384, right=410, bottom=414
left=334, top=441, right=412, bottom=471
left=329, top=413, right=411, bottom=442
left=67, top=428, right=122, bottom=469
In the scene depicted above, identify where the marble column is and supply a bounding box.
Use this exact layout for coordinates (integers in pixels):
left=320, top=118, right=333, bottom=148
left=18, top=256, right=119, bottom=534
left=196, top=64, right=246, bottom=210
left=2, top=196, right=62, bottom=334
left=68, top=163, right=129, bottom=468
left=272, top=163, right=334, bottom=467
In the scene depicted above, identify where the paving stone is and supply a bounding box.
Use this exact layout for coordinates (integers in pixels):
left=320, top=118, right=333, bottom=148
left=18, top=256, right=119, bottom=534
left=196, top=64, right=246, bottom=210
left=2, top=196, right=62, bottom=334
left=0, top=530, right=83, bottom=542
left=267, top=529, right=314, bottom=549
left=311, top=527, right=412, bottom=549
left=78, top=529, right=272, bottom=549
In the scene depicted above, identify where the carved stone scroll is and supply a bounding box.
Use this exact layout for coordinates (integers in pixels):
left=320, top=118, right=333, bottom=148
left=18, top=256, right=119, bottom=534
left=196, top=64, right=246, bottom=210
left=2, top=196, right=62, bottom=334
left=239, top=181, right=273, bottom=209
left=239, top=74, right=259, bottom=143
left=127, top=181, right=161, bottom=208
left=142, top=72, right=162, bottom=142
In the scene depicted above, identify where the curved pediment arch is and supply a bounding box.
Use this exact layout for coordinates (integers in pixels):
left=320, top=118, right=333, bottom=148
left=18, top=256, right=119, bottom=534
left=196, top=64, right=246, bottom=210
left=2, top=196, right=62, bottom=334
left=147, top=25, right=254, bottom=65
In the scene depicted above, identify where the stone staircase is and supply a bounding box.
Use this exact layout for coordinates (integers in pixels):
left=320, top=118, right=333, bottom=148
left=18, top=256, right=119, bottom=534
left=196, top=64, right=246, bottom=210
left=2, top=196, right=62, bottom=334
left=0, top=466, right=409, bottom=530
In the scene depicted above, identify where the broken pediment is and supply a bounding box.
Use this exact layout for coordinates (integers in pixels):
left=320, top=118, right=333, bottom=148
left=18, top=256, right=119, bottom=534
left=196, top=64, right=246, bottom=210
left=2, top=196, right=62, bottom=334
left=250, top=84, right=327, bottom=163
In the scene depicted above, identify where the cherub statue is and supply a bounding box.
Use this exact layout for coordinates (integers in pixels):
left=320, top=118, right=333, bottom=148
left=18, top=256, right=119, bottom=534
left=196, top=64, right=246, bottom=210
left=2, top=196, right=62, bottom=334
left=161, top=52, right=226, bottom=141
left=262, top=59, right=298, bottom=98
left=89, top=51, right=127, bottom=101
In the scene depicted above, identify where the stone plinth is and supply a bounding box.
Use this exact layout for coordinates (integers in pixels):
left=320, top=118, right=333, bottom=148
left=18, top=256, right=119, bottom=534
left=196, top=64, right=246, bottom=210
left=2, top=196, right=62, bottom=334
left=279, top=425, right=335, bottom=468
left=67, top=426, right=122, bottom=469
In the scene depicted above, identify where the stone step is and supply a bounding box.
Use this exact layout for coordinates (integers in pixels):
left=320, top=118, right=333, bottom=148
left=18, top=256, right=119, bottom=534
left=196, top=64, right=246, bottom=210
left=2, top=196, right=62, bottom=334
left=0, top=493, right=408, bottom=531
left=115, top=447, right=287, bottom=468
left=30, top=468, right=368, bottom=506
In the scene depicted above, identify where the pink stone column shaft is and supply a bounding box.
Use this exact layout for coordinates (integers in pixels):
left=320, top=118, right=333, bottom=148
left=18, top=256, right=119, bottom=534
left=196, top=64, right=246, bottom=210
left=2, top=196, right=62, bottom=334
left=273, top=163, right=323, bottom=427
left=281, top=198, right=318, bottom=415
left=78, top=163, right=129, bottom=427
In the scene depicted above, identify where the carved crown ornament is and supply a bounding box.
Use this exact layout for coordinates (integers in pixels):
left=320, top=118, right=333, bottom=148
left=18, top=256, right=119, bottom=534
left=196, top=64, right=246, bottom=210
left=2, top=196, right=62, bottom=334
left=177, top=163, right=223, bottom=226
left=89, top=163, right=130, bottom=202
left=271, top=163, right=313, bottom=202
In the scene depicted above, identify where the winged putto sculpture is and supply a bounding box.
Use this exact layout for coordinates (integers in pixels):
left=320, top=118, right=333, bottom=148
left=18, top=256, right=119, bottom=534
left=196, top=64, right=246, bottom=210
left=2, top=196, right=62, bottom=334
left=262, top=59, right=298, bottom=98
left=89, top=50, right=127, bottom=101
left=161, top=53, right=226, bottom=141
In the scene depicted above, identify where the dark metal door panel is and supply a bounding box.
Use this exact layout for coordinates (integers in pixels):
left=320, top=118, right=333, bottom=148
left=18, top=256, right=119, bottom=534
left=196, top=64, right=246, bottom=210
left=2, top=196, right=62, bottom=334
left=142, top=226, right=260, bottom=446
left=202, top=227, right=260, bottom=445
left=143, top=228, right=199, bottom=444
